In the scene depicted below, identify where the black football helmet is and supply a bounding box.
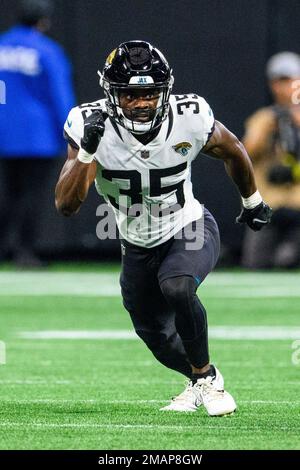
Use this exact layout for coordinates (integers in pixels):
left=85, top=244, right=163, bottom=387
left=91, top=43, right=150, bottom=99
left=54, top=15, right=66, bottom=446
left=98, top=40, right=174, bottom=134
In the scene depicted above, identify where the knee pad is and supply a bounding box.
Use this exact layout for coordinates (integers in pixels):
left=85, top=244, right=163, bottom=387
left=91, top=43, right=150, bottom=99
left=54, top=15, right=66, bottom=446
left=160, top=275, right=196, bottom=307
left=160, top=275, right=207, bottom=341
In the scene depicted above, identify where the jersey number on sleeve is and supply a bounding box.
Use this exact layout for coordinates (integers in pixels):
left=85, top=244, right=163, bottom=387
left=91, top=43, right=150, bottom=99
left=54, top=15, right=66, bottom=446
left=79, top=102, right=102, bottom=120
left=175, top=94, right=200, bottom=115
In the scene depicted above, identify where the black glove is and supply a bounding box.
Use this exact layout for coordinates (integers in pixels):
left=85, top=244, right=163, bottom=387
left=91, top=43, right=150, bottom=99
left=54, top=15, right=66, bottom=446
left=268, top=164, right=293, bottom=185
left=236, top=201, right=272, bottom=231
left=81, top=110, right=105, bottom=154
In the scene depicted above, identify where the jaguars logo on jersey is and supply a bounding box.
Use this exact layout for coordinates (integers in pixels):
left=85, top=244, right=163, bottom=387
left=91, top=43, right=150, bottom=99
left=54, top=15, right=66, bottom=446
left=172, top=142, right=192, bottom=157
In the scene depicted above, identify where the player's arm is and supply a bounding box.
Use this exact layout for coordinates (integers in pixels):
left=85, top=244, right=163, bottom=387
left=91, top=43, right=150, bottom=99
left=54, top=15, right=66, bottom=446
left=55, top=110, right=104, bottom=216
left=55, top=144, right=97, bottom=216
left=202, top=120, right=272, bottom=231
left=203, top=120, right=256, bottom=197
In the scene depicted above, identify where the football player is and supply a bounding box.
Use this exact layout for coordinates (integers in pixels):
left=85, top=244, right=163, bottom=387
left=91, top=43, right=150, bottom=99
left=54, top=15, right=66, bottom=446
left=55, top=41, right=272, bottom=416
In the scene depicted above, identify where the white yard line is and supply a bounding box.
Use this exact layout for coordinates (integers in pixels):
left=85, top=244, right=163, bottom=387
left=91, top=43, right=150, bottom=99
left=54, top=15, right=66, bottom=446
left=1, top=399, right=299, bottom=405
left=0, top=379, right=184, bottom=386
left=0, top=423, right=295, bottom=432
left=18, top=330, right=139, bottom=339
left=0, top=272, right=121, bottom=296
left=208, top=326, right=300, bottom=340
left=0, top=399, right=166, bottom=404
left=0, top=423, right=235, bottom=430
left=0, top=271, right=299, bottom=296
left=18, top=326, right=300, bottom=340
left=0, top=380, right=71, bottom=385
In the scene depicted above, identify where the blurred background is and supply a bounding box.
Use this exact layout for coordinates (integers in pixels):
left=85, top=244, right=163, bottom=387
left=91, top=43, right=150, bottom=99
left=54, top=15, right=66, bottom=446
left=1, top=0, right=300, bottom=266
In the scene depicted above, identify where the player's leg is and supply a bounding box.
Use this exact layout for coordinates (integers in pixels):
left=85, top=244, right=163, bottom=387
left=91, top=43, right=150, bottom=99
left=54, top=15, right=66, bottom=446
left=159, top=209, right=219, bottom=373
left=160, top=275, right=209, bottom=373
left=158, top=209, right=236, bottom=415
left=119, top=240, right=192, bottom=378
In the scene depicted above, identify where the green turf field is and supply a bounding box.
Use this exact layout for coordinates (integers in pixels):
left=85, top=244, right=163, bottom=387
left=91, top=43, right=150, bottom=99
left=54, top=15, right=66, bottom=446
left=0, top=265, right=299, bottom=450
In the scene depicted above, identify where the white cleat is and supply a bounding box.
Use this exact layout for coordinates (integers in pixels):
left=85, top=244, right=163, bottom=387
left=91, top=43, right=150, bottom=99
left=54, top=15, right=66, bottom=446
left=194, top=367, right=237, bottom=417
left=160, top=366, right=236, bottom=416
left=160, top=380, right=201, bottom=412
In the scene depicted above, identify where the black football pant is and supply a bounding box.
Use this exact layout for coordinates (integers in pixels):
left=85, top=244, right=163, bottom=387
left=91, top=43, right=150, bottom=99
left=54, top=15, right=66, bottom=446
left=120, top=209, right=220, bottom=378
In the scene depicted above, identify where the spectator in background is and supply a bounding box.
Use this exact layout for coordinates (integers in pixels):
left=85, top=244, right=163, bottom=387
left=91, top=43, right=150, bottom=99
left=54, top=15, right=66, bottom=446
left=0, top=0, right=75, bottom=266
left=242, top=52, right=300, bottom=269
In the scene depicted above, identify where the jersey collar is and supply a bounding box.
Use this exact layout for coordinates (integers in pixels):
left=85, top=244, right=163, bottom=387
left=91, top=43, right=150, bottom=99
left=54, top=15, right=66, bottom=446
left=115, top=108, right=173, bottom=150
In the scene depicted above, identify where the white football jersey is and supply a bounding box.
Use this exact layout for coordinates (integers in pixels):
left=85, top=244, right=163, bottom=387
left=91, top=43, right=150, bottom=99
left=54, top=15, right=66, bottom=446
left=64, top=94, right=214, bottom=247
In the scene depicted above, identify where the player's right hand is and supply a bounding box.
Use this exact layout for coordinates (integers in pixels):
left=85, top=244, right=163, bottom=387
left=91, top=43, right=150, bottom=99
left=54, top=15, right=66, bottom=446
left=81, top=109, right=105, bottom=154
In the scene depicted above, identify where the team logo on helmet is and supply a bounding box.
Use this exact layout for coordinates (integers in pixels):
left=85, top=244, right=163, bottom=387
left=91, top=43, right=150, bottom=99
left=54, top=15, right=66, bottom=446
left=106, top=48, right=117, bottom=65
left=172, top=142, right=192, bottom=156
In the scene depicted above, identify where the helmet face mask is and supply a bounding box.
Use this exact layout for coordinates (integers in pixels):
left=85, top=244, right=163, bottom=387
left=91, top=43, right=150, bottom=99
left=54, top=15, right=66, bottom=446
left=98, top=41, right=174, bottom=134
left=107, top=84, right=171, bottom=134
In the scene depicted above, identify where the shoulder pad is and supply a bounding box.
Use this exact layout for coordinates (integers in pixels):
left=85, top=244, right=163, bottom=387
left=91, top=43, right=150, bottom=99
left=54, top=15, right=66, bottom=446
left=170, top=94, right=215, bottom=148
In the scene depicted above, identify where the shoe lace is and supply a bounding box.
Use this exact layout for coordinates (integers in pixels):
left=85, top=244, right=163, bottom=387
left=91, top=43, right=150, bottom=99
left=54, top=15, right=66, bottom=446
left=171, top=380, right=194, bottom=403
left=194, top=376, right=224, bottom=402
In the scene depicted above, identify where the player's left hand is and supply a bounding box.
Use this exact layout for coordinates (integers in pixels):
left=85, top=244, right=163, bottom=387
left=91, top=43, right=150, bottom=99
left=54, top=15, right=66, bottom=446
left=236, top=202, right=272, bottom=231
